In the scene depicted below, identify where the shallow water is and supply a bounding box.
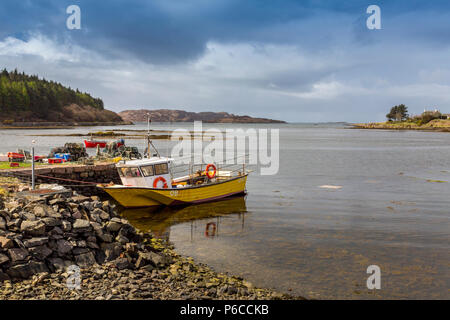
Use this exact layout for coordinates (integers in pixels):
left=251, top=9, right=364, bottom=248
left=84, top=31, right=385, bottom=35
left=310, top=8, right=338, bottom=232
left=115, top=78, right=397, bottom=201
left=1, top=123, right=449, bottom=299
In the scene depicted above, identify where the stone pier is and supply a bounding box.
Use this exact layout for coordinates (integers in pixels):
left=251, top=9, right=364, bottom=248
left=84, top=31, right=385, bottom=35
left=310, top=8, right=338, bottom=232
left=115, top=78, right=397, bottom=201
left=0, top=163, right=122, bottom=195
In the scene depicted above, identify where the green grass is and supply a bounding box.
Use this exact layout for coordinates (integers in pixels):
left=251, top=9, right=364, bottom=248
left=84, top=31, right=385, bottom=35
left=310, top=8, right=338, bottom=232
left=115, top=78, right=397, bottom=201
left=0, top=161, right=49, bottom=170
left=0, top=161, right=32, bottom=169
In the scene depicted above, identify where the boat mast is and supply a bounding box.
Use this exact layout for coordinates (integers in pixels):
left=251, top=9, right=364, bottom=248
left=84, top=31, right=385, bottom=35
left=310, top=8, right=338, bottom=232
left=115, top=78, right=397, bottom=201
left=147, top=113, right=151, bottom=158
left=146, top=113, right=160, bottom=158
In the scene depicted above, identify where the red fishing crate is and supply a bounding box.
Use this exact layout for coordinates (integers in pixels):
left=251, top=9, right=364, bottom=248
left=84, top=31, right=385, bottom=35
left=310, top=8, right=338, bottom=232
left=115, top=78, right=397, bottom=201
left=48, top=158, right=64, bottom=164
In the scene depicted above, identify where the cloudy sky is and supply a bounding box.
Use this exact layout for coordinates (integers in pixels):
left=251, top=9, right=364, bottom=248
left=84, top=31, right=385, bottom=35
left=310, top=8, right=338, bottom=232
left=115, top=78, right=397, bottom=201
left=1, top=0, right=450, bottom=122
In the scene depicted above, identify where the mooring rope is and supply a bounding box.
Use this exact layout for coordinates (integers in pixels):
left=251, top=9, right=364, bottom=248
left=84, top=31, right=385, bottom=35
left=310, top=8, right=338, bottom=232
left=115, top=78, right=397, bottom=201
left=33, top=173, right=100, bottom=185
left=0, top=170, right=102, bottom=186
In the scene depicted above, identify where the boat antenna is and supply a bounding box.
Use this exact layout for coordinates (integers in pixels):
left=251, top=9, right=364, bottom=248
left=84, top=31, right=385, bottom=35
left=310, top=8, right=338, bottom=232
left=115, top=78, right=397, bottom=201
left=146, top=113, right=160, bottom=158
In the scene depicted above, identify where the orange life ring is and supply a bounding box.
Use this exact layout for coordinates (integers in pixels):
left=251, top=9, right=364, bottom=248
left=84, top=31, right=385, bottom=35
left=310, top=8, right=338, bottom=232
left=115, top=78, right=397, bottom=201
left=153, top=176, right=168, bottom=189
left=205, top=222, right=217, bottom=237
left=205, top=164, right=217, bottom=179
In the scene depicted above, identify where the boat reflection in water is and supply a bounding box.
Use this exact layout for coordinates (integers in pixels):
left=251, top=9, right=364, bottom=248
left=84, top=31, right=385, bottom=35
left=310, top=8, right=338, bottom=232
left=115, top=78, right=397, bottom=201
left=120, top=196, right=247, bottom=241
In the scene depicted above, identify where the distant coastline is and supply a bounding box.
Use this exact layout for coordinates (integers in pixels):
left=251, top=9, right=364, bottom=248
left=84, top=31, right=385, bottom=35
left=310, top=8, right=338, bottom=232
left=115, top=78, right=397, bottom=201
left=119, top=109, right=286, bottom=124
left=351, top=119, right=450, bottom=132
left=0, top=70, right=285, bottom=126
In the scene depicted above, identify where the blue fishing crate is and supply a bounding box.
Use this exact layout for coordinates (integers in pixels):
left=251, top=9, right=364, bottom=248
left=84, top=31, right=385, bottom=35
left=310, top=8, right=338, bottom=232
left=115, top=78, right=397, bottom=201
left=54, top=153, right=72, bottom=161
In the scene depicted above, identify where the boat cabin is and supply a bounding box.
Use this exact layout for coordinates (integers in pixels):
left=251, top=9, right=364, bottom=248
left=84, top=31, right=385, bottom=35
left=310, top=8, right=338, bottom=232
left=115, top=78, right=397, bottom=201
left=116, top=157, right=173, bottom=188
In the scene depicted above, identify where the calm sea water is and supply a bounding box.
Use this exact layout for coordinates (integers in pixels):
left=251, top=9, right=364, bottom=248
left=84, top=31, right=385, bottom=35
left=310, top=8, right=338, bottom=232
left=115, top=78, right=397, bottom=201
left=1, top=123, right=449, bottom=299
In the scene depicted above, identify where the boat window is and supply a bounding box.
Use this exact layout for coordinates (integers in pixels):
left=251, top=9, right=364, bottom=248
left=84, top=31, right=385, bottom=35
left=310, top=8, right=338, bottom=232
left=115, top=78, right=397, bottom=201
left=154, top=163, right=169, bottom=175
left=141, top=165, right=154, bottom=177
left=119, top=167, right=141, bottom=177
left=118, top=167, right=128, bottom=177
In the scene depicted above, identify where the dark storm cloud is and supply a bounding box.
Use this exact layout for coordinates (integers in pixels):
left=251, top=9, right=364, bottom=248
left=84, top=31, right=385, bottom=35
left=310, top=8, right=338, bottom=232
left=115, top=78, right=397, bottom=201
left=1, top=0, right=450, bottom=64
left=1, top=1, right=450, bottom=122
left=0, top=0, right=312, bottom=63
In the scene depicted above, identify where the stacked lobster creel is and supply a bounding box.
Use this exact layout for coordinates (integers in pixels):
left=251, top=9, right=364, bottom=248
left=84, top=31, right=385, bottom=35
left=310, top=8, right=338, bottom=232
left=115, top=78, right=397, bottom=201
left=102, top=140, right=141, bottom=160
left=49, top=143, right=88, bottom=162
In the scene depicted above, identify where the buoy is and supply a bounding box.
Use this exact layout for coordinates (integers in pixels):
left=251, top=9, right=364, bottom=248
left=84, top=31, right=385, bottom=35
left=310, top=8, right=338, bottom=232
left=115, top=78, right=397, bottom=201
left=153, top=176, right=168, bottom=189
left=205, top=164, right=217, bottom=179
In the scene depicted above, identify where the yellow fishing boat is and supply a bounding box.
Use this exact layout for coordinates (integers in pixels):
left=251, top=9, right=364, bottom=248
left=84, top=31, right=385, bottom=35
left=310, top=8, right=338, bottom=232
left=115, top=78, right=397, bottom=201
left=99, top=119, right=249, bottom=208
left=100, top=157, right=248, bottom=207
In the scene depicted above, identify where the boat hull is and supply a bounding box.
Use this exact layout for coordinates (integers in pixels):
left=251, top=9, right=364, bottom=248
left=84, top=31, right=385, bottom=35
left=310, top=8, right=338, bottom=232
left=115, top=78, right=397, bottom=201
left=100, top=175, right=248, bottom=208
left=84, top=140, right=107, bottom=148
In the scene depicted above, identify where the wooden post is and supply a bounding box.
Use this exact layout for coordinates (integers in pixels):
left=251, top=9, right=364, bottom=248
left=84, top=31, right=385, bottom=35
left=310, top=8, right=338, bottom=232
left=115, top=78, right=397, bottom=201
left=31, top=146, right=35, bottom=190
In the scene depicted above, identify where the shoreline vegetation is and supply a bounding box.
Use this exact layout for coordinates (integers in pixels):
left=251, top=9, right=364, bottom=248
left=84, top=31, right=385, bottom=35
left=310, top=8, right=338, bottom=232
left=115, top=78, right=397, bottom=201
left=0, top=121, right=133, bottom=130
left=0, top=181, right=298, bottom=300
left=352, top=104, right=450, bottom=132
left=352, top=119, right=450, bottom=132
left=23, top=129, right=234, bottom=140
left=24, top=131, right=171, bottom=140
left=0, top=70, right=125, bottom=125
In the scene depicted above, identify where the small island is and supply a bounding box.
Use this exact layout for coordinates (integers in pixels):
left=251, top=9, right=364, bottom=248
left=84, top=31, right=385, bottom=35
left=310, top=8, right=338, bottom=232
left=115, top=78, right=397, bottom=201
left=353, top=104, right=450, bottom=132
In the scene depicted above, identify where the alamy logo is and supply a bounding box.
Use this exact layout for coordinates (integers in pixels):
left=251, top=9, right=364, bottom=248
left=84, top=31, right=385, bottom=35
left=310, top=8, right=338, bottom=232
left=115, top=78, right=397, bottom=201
left=170, top=121, right=279, bottom=175
left=366, top=265, right=381, bottom=289
left=66, top=265, right=81, bottom=290
left=66, top=5, right=81, bottom=30
left=366, top=5, right=381, bottom=30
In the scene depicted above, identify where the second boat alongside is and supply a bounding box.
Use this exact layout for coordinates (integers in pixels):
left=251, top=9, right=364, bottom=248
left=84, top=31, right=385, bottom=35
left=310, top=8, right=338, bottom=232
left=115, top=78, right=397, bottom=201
left=84, top=139, right=107, bottom=148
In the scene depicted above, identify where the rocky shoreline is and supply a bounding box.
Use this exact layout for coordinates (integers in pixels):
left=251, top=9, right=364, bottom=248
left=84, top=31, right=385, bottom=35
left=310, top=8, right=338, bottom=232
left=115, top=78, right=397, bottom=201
left=0, top=188, right=296, bottom=300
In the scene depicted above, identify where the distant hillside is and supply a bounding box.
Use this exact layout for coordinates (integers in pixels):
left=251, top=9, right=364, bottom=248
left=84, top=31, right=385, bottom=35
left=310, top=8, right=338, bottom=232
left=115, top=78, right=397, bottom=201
left=119, top=109, right=286, bottom=123
left=0, top=69, right=124, bottom=123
